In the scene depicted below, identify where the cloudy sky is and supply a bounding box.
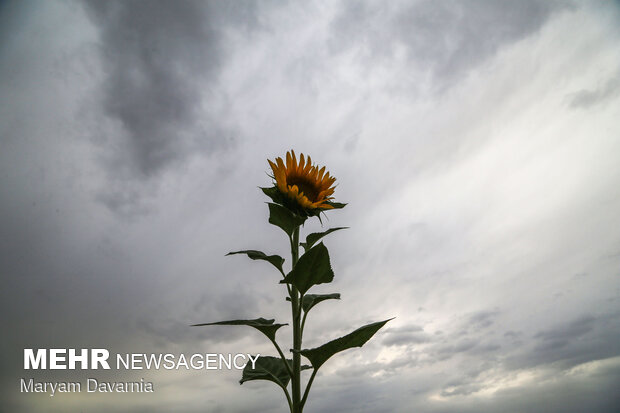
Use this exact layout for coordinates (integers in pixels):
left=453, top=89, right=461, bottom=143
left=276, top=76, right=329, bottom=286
left=1, top=0, right=620, bottom=412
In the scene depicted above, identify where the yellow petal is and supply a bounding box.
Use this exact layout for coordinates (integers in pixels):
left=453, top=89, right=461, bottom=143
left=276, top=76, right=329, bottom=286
left=304, top=156, right=313, bottom=174
left=299, top=153, right=305, bottom=174
left=276, top=157, right=286, bottom=171
left=286, top=152, right=292, bottom=171
left=291, top=150, right=297, bottom=172
left=268, top=160, right=278, bottom=175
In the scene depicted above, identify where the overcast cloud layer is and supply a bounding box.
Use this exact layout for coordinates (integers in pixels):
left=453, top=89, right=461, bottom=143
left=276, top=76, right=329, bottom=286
left=1, top=1, right=620, bottom=412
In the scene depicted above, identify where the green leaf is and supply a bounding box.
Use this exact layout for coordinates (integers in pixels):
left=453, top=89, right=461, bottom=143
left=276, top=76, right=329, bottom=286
left=286, top=293, right=340, bottom=313
left=285, top=293, right=341, bottom=312
left=240, top=356, right=311, bottom=387
left=281, top=242, right=334, bottom=294
left=268, top=203, right=306, bottom=236
left=261, top=186, right=346, bottom=219
left=324, top=201, right=347, bottom=209
left=192, top=318, right=287, bottom=341
left=301, top=227, right=348, bottom=250
left=301, top=293, right=341, bottom=313
left=298, top=318, right=393, bottom=369
left=226, top=250, right=285, bottom=274
left=261, top=186, right=285, bottom=204
left=239, top=356, right=291, bottom=387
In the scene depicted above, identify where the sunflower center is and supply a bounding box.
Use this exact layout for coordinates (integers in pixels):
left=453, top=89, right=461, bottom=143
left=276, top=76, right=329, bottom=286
left=288, top=176, right=320, bottom=202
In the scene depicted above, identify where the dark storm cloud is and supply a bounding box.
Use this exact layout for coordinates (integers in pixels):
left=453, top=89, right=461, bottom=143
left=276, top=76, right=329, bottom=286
left=534, top=314, right=595, bottom=344
left=505, top=311, right=620, bottom=372
left=370, top=310, right=620, bottom=405
left=438, top=363, right=620, bottom=413
left=329, top=0, right=571, bottom=90
left=568, top=74, right=620, bottom=109
left=417, top=310, right=502, bottom=361
left=364, top=310, right=505, bottom=377
left=82, top=1, right=261, bottom=177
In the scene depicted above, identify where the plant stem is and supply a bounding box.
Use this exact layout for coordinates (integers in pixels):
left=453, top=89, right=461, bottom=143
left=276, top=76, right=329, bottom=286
left=281, top=384, right=293, bottom=413
left=300, top=310, right=309, bottom=337
left=300, top=368, right=318, bottom=409
left=290, top=227, right=302, bottom=413
left=271, top=338, right=293, bottom=379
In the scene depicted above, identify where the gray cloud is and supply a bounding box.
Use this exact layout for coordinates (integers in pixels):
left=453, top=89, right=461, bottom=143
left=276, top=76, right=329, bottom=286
left=383, top=324, right=431, bottom=346
left=534, top=314, right=595, bottom=344
left=82, top=1, right=258, bottom=177
left=466, top=309, right=500, bottom=330
left=568, top=74, right=620, bottom=109
left=505, top=311, right=620, bottom=372
left=329, top=0, right=571, bottom=92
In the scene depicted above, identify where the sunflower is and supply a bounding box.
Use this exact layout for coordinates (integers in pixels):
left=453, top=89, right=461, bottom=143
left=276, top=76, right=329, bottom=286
left=268, top=150, right=337, bottom=210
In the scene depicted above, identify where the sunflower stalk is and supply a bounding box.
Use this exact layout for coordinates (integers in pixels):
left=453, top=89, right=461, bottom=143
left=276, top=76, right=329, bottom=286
left=290, top=226, right=302, bottom=413
left=194, top=151, right=390, bottom=412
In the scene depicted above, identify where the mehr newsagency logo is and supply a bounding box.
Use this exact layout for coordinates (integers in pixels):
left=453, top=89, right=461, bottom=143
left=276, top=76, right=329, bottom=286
left=21, top=348, right=259, bottom=396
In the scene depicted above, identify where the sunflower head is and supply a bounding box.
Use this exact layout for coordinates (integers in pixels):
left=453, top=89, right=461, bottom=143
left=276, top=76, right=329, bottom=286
left=264, top=150, right=344, bottom=217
